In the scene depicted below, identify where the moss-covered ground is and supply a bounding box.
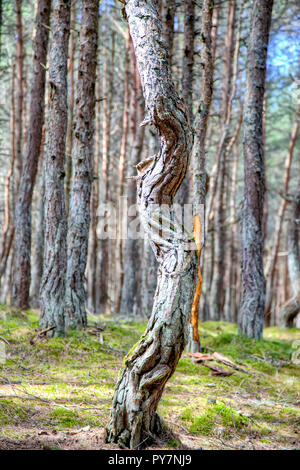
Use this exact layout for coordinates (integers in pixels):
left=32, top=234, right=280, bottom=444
left=0, top=307, right=299, bottom=450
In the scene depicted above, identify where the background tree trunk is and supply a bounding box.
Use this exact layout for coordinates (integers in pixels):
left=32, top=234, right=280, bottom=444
left=11, top=0, right=51, bottom=309
left=65, top=0, right=99, bottom=330
left=39, top=0, right=71, bottom=336
left=239, top=0, right=273, bottom=339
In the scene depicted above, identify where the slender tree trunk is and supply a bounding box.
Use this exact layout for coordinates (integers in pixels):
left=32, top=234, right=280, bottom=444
left=107, top=0, right=195, bottom=449
left=11, top=0, right=51, bottom=308
left=87, top=71, right=101, bottom=312
left=265, top=98, right=300, bottom=323
left=39, top=0, right=71, bottom=336
left=280, top=189, right=300, bottom=327
left=65, top=0, right=77, bottom=215
left=177, top=0, right=195, bottom=207
left=209, top=0, right=236, bottom=320
left=161, top=0, right=175, bottom=67
left=0, top=64, right=16, bottom=281
left=30, top=146, right=45, bottom=307
left=14, top=0, right=24, bottom=189
left=65, top=0, right=99, bottom=330
left=239, top=0, right=273, bottom=339
left=115, top=26, right=130, bottom=314
left=190, top=0, right=215, bottom=352
left=97, top=34, right=115, bottom=314
left=120, top=39, right=145, bottom=316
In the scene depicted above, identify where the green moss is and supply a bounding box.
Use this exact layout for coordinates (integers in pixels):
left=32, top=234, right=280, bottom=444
left=49, top=408, right=79, bottom=428
left=181, top=402, right=249, bottom=436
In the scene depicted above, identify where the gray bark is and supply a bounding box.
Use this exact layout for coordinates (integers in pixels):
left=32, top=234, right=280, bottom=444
left=280, top=190, right=300, bottom=327
left=11, top=0, right=51, bottom=309
left=39, top=0, right=71, bottom=336
left=107, top=0, right=196, bottom=449
left=239, top=0, right=273, bottom=339
left=120, top=39, right=145, bottom=317
left=65, top=0, right=99, bottom=330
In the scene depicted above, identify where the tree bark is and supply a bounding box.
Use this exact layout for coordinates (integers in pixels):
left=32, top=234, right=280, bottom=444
left=11, top=0, right=51, bottom=309
left=39, top=0, right=71, bottom=336
left=190, top=0, right=215, bottom=351
left=106, top=0, right=195, bottom=449
left=115, top=26, right=131, bottom=314
left=14, top=0, right=24, bottom=189
left=65, top=0, right=77, bottom=216
left=97, top=33, right=115, bottom=314
left=239, top=0, right=273, bottom=339
left=65, top=0, right=99, bottom=330
left=265, top=98, right=300, bottom=323
left=280, top=189, right=300, bottom=327
left=209, top=0, right=236, bottom=320
left=177, top=0, right=195, bottom=207
left=120, top=39, right=145, bottom=317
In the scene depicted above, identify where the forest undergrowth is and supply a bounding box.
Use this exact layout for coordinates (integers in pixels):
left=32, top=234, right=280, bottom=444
left=0, top=307, right=299, bottom=450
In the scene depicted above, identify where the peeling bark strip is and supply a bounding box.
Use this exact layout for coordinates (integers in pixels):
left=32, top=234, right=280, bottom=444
left=239, top=0, right=273, bottom=339
left=107, top=0, right=196, bottom=449
left=65, top=0, right=99, bottom=330
left=39, top=0, right=71, bottom=336
left=11, top=0, right=51, bottom=309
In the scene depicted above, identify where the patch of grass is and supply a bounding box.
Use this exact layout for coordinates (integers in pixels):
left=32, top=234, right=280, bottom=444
left=0, top=311, right=299, bottom=449
left=181, top=401, right=249, bottom=436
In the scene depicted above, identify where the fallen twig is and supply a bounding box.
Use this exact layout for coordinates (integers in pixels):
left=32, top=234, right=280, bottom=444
left=30, top=325, right=56, bottom=345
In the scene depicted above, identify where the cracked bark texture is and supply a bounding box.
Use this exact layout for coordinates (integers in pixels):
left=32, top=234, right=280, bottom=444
left=239, top=0, right=273, bottom=339
left=11, top=0, right=51, bottom=309
left=177, top=0, right=195, bottom=207
left=106, top=0, right=196, bottom=449
left=39, top=0, right=71, bottom=336
left=65, top=0, right=99, bottom=330
left=190, top=0, right=215, bottom=351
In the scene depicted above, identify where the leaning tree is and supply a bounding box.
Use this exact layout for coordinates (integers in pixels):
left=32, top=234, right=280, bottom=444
left=106, top=0, right=197, bottom=449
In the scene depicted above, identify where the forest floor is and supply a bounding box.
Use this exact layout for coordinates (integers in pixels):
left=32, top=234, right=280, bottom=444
left=0, top=306, right=299, bottom=451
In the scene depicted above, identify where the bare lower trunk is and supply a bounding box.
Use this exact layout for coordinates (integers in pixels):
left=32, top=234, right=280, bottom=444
left=280, top=190, right=300, bottom=327
left=11, top=0, right=51, bottom=309
left=65, top=0, right=99, bottom=330
left=265, top=98, right=300, bottom=322
left=97, top=34, right=115, bottom=314
left=39, top=0, right=71, bottom=336
left=190, top=0, right=215, bottom=350
left=239, top=0, right=273, bottom=339
left=120, top=45, right=145, bottom=316
left=107, top=0, right=195, bottom=449
left=209, top=0, right=236, bottom=320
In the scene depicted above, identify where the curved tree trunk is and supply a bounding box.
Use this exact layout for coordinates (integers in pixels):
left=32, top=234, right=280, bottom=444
left=11, top=0, right=51, bottom=309
left=106, top=0, right=195, bottom=449
left=65, top=0, right=99, bottom=330
left=239, top=0, right=273, bottom=339
left=39, top=0, right=71, bottom=336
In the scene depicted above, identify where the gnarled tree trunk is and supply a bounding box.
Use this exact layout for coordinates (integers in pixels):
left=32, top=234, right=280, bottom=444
left=106, top=0, right=196, bottom=449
